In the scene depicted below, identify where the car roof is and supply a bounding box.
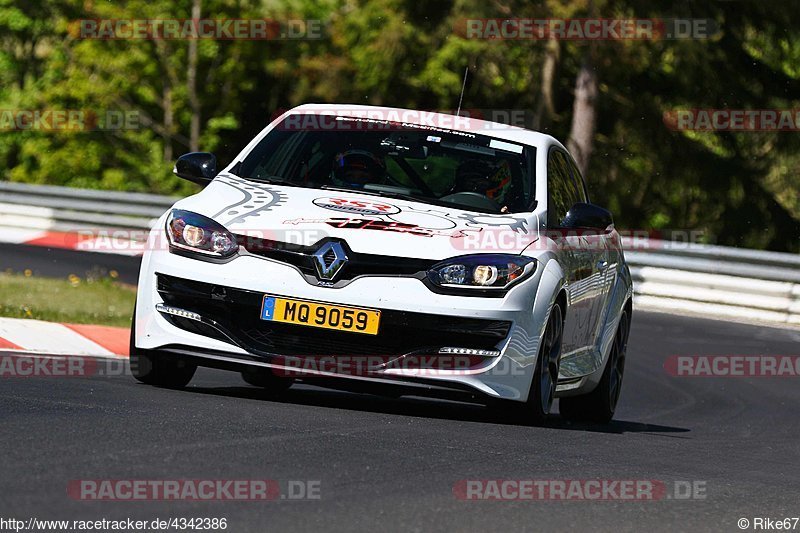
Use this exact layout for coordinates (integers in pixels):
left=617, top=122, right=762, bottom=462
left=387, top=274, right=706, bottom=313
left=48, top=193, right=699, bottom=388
left=287, top=103, right=561, bottom=150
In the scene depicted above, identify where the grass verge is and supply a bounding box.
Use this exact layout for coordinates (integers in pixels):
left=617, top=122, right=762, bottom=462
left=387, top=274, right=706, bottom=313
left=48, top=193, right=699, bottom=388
left=0, top=273, right=136, bottom=327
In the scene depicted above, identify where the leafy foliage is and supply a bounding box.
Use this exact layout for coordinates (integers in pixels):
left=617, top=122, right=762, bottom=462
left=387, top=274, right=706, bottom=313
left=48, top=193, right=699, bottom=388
left=0, top=0, right=798, bottom=250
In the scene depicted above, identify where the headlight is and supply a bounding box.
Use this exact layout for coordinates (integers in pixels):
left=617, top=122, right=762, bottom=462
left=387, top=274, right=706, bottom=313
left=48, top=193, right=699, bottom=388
left=166, top=209, right=238, bottom=258
left=427, top=254, right=536, bottom=291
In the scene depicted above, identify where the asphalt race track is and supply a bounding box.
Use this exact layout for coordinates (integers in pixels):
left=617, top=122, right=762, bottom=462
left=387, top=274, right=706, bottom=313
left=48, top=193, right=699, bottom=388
left=2, top=246, right=800, bottom=531
left=0, top=243, right=142, bottom=285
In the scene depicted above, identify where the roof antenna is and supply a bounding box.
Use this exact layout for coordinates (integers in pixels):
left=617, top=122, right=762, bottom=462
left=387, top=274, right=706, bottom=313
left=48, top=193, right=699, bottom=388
left=456, top=66, right=469, bottom=116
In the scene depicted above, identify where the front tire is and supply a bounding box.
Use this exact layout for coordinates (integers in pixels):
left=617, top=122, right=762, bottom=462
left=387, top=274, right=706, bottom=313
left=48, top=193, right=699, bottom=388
left=129, top=302, right=197, bottom=389
left=559, top=309, right=630, bottom=423
left=491, top=302, right=564, bottom=424
left=525, top=302, right=564, bottom=422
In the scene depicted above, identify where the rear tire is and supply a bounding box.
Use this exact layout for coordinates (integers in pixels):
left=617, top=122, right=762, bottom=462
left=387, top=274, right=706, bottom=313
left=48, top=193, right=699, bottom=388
left=129, top=301, right=197, bottom=389
left=559, top=309, right=630, bottom=423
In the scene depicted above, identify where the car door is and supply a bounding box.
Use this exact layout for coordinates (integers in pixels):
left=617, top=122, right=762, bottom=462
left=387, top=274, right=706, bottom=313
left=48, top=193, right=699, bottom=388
left=565, top=154, right=614, bottom=349
left=546, top=148, right=589, bottom=355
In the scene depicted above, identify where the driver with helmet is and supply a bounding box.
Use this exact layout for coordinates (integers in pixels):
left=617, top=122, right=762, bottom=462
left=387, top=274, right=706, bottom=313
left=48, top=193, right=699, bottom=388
left=453, top=159, right=517, bottom=212
left=332, top=149, right=387, bottom=188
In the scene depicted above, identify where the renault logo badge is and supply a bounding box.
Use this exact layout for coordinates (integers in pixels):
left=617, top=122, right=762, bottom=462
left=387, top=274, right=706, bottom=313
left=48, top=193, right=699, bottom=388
left=313, top=241, right=348, bottom=281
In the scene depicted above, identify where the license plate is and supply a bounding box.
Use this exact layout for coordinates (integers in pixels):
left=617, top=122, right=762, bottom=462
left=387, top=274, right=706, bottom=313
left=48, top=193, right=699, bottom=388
left=260, top=296, right=381, bottom=335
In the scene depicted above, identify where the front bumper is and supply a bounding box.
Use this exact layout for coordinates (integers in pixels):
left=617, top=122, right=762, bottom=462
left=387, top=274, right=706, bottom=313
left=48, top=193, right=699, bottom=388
left=135, top=248, right=549, bottom=400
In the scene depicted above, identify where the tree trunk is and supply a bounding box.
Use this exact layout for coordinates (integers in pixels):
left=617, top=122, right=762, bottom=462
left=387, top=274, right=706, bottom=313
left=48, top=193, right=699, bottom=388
left=533, top=36, right=559, bottom=131
left=163, top=83, right=173, bottom=162
left=566, top=56, right=598, bottom=177
left=153, top=40, right=181, bottom=159
left=187, top=0, right=201, bottom=152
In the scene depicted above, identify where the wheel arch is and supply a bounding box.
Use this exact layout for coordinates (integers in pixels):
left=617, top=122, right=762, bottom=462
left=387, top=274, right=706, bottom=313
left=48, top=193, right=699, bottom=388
left=519, top=258, right=568, bottom=403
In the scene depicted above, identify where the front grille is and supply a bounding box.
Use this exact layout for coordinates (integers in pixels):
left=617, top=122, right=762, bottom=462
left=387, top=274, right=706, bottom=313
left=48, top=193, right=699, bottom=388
left=156, top=274, right=511, bottom=357
left=238, top=236, right=433, bottom=282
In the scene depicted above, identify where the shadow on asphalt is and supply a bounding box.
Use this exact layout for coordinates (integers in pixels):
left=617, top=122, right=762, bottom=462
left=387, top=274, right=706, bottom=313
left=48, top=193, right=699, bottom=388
left=177, top=382, right=691, bottom=435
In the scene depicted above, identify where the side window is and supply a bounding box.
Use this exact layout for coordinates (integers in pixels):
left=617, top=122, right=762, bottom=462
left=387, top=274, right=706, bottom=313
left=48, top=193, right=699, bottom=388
left=566, top=156, right=589, bottom=203
left=547, top=149, right=582, bottom=227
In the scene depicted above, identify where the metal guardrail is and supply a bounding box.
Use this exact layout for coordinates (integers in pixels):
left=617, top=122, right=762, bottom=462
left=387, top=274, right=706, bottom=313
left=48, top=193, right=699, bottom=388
left=0, top=181, right=798, bottom=326
left=0, top=181, right=178, bottom=230
left=625, top=242, right=800, bottom=326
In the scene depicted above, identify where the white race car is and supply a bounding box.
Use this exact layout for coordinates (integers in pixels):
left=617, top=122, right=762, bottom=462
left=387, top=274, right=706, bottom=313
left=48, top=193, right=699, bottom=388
left=131, top=104, right=633, bottom=423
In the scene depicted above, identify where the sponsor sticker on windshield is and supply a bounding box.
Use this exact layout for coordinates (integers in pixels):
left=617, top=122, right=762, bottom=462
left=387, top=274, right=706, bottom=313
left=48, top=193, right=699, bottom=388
left=489, top=139, right=524, bottom=154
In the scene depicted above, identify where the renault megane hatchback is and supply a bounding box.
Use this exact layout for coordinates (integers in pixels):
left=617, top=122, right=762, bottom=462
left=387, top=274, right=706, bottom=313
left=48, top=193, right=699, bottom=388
left=131, top=104, right=632, bottom=423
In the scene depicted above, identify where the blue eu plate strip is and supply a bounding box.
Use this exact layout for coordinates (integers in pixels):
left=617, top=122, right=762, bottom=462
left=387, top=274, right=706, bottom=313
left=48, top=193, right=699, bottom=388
left=260, top=296, right=276, bottom=321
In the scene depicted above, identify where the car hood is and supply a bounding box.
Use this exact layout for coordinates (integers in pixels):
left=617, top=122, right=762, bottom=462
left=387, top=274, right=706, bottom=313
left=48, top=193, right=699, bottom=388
left=172, top=173, right=536, bottom=260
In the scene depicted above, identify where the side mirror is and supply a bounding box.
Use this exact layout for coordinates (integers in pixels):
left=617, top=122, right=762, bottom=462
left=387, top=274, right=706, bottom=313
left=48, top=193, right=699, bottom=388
left=173, top=152, right=217, bottom=185
left=560, top=202, right=614, bottom=230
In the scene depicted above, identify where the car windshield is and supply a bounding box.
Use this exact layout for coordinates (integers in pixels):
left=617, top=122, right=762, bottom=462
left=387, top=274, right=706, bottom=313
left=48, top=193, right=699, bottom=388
left=237, top=114, right=535, bottom=214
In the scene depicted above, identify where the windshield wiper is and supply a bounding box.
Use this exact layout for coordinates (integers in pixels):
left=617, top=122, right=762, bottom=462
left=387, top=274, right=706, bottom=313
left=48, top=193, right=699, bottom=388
left=320, top=185, right=426, bottom=204
left=245, top=175, right=305, bottom=187
left=320, top=185, right=499, bottom=213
